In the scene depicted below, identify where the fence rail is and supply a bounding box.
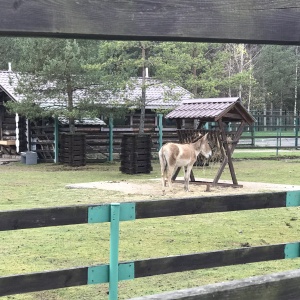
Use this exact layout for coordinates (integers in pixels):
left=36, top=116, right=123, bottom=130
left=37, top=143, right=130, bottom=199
left=1, top=190, right=300, bottom=299
left=0, top=192, right=291, bottom=231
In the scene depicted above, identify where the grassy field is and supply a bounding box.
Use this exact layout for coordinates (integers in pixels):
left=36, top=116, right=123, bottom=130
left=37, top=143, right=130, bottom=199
left=1, top=152, right=300, bottom=299
left=241, top=130, right=299, bottom=137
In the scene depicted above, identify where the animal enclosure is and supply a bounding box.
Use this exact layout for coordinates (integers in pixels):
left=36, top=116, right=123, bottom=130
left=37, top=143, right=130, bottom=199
left=1, top=191, right=300, bottom=299
left=0, top=1, right=299, bottom=299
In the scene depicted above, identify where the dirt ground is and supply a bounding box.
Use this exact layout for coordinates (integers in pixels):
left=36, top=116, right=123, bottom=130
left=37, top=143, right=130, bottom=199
left=66, top=177, right=300, bottom=198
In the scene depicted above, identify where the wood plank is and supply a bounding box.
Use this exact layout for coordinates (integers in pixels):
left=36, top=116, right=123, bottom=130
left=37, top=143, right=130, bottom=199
left=0, top=243, right=290, bottom=296
left=0, top=206, right=88, bottom=231
left=135, top=192, right=287, bottom=219
left=131, top=268, right=300, bottom=300
left=134, top=244, right=285, bottom=278
left=0, top=192, right=288, bottom=231
left=0, top=140, right=15, bottom=145
left=0, top=1, right=299, bottom=44
left=0, top=267, right=87, bottom=296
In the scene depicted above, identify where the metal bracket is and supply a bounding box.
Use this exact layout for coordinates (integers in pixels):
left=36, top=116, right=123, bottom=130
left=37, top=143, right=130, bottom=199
left=87, top=262, right=134, bottom=284
left=285, top=243, right=300, bottom=259
left=286, top=191, right=300, bottom=207
left=88, top=203, right=136, bottom=223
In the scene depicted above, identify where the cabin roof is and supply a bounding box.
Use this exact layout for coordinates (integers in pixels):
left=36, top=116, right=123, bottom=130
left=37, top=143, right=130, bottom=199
left=0, top=71, right=193, bottom=110
left=0, top=71, right=106, bottom=126
left=166, top=97, right=255, bottom=125
left=0, top=71, right=21, bottom=101
left=119, top=78, right=193, bottom=109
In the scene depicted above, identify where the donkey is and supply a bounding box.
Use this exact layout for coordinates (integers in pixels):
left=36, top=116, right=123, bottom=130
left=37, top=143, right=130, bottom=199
left=158, top=133, right=212, bottom=193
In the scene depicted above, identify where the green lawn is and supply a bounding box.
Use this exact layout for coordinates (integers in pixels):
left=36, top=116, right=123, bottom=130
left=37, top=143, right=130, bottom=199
left=1, top=157, right=300, bottom=299
left=242, top=130, right=299, bottom=137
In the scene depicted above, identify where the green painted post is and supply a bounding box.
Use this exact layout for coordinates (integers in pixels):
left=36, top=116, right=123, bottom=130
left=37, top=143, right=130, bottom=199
left=158, top=114, right=163, bottom=150
left=109, top=117, right=113, bottom=162
left=54, top=116, right=59, bottom=163
left=109, top=203, right=120, bottom=300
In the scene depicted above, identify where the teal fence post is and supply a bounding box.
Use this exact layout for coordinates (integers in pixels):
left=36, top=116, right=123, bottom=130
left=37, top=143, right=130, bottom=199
left=109, top=117, right=113, bottom=162
left=54, top=116, right=59, bottom=163
left=158, top=114, right=163, bottom=150
left=109, top=203, right=120, bottom=300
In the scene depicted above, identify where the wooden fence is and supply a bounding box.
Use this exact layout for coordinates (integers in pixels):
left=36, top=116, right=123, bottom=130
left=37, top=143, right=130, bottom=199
left=27, top=111, right=300, bottom=163
left=1, top=191, right=300, bottom=299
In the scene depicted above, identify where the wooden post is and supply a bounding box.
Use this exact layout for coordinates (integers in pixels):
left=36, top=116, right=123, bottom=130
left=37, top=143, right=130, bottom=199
left=213, top=121, right=245, bottom=186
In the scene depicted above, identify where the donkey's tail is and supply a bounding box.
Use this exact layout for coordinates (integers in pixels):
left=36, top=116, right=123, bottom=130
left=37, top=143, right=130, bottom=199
left=159, top=146, right=168, bottom=191
left=158, top=146, right=168, bottom=173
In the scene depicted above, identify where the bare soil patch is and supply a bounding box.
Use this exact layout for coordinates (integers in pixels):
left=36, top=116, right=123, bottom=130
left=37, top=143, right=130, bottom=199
left=66, top=177, right=300, bottom=198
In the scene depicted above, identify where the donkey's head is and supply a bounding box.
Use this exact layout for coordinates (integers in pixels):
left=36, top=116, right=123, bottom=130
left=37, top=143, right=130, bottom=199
left=197, top=133, right=212, bottom=159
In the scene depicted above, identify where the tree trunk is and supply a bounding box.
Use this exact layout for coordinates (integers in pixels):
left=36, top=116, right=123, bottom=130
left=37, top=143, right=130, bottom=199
left=139, top=43, right=146, bottom=134
left=247, top=48, right=253, bottom=111
left=238, top=44, right=244, bottom=101
left=262, top=75, right=267, bottom=131
left=192, top=46, right=198, bottom=96
left=227, top=44, right=232, bottom=97
left=67, top=75, right=75, bottom=133
left=294, top=46, right=298, bottom=128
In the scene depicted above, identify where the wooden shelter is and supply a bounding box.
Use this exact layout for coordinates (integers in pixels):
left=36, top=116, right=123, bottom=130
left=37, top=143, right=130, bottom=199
left=165, top=97, right=256, bottom=187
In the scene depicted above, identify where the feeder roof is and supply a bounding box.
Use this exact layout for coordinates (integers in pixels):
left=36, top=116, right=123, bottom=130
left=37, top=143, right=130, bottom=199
left=166, top=97, right=255, bottom=125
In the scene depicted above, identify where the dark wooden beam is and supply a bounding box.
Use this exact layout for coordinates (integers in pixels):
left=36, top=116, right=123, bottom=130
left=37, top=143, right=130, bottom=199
left=0, top=242, right=293, bottom=296
left=0, top=191, right=288, bottom=231
left=0, top=1, right=299, bottom=45
left=134, top=243, right=286, bottom=278
left=135, top=192, right=287, bottom=219
left=224, top=113, right=243, bottom=120
left=0, top=267, right=87, bottom=296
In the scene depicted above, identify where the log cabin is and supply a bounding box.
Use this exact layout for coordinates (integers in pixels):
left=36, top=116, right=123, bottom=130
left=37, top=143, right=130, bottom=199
left=0, top=70, right=193, bottom=162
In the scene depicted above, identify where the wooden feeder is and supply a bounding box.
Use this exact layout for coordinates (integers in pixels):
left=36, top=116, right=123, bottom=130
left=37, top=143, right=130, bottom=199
left=165, top=97, right=255, bottom=188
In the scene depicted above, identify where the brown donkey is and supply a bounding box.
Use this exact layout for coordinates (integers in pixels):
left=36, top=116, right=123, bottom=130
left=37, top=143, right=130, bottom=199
left=159, top=133, right=212, bottom=193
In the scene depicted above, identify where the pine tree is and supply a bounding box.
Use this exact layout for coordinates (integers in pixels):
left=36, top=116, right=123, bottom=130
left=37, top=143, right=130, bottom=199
left=5, top=38, right=129, bottom=132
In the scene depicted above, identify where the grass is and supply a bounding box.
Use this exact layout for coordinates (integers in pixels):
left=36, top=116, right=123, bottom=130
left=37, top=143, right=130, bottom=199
left=241, top=130, right=299, bottom=137
left=233, top=149, right=300, bottom=160
left=1, top=154, right=300, bottom=299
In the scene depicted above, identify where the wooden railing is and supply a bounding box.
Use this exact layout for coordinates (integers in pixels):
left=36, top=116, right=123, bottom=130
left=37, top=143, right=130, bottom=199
left=1, top=191, right=300, bottom=299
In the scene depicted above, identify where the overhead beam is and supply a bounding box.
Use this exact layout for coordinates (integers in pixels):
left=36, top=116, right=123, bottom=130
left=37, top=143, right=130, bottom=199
left=0, top=1, right=299, bottom=45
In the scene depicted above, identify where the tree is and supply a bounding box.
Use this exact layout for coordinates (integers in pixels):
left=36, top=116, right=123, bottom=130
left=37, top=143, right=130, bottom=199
left=153, top=42, right=228, bottom=97
left=254, top=45, right=297, bottom=111
left=0, top=37, right=22, bottom=70
left=5, top=38, right=129, bottom=132
left=97, top=40, right=190, bottom=134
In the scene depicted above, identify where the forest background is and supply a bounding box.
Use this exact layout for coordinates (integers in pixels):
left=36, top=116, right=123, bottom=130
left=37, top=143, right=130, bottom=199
left=0, top=38, right=299, bottom=129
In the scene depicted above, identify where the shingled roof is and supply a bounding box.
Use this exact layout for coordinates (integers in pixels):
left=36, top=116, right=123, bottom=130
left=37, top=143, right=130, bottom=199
left=0, top=71, right=21, bottom=100
left=0, top=71, right=193, bottom=110
left=166, top=97, right=255, bottom=125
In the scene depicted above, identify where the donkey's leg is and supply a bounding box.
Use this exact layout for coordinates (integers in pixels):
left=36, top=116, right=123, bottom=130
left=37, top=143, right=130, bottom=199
left=167, top=165, right=176, bottom=191
left=184, top=164, right=193, bottom=192
left=183, top=166, right=188, bottom=191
